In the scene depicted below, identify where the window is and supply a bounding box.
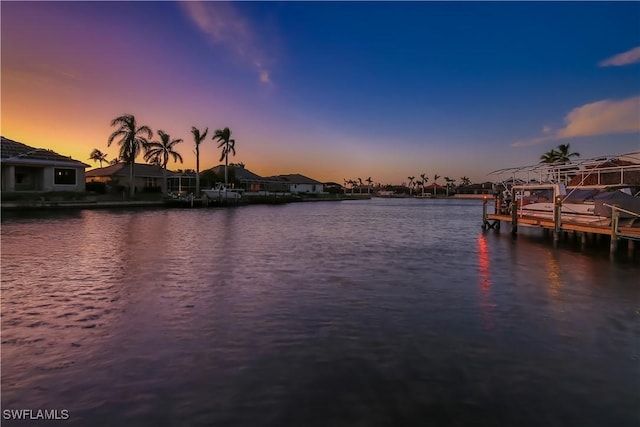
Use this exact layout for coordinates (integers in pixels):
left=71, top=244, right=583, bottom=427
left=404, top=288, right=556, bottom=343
left=144, top=177, right=158, bottom=188
left=54, top=168, right=76, bottom=185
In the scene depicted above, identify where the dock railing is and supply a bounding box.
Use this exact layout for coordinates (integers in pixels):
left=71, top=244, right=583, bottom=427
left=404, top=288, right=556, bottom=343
left=604, top=203, right=640, bottom=242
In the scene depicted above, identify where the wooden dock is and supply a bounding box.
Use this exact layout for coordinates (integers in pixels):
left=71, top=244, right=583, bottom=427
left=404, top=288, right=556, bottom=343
left=481, top=197, right=639, bottom=256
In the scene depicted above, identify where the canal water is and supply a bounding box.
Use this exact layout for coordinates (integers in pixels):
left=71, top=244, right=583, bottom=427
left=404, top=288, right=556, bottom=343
left=1, top=199, right=638, bottom=426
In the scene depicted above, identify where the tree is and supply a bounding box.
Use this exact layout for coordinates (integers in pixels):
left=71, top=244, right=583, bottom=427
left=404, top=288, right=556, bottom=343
left=420, top=173, right=428, bottom=196
left=108, top=114, right=152, bottom=198
left=444, top=176, right=455, bottom=196
left=555, top=143, right=580, bottom=163
left=407, top=176, right=415, bottom=196
left=88, top=149, right=109, bottom=167
left=365, top=177, right=373, bottom=194
left=212, top=127, right=236, bottom=187
left=539, top=149, right=559, bottom=164
left=357, top=177, right=363, bottom=194
left=191, top=126, right=208, bottom=195
left=460, top=176, right=471, bottom=186
left=347, top=179, right=357, bottom=195
left=433, top=173, right=440, bottom=196
left=144, top=130, right=184, bottom=196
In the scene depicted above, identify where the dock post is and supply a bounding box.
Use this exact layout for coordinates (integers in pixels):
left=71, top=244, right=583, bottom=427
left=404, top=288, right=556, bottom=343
left=553, top=195, right=562, bottom=247
left=580, top=232, right=587, bottom=250
left=628, top=239, right=635, bottom=258
left=511, top=189, right=518, bottom=235
left=610, top=205, right=619, bottom=255
left=482, top=197, right=488, bottom=230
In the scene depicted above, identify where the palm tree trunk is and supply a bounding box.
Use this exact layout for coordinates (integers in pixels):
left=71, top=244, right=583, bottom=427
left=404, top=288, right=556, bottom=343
left=162, top=166, right=168, bottom=196
left=129, top=161, right=135, bottom=198
left=224, top=152, right=228, bottom=186
left=195, top=150, right=200, bottom=195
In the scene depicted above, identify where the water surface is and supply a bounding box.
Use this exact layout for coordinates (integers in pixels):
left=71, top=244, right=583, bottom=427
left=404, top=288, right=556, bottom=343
left=2, top=199, right=638, bottom=426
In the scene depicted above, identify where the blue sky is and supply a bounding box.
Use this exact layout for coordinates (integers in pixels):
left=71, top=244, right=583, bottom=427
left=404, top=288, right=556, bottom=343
left=2, top=1, right=639, bottom=184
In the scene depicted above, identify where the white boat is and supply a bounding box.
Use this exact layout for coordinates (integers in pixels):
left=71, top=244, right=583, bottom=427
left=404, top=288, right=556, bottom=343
left=491, top=153, right=640, bottom=226
left=513, top=183, right=607, bottom=224
left=201, top=183, right=243, bottom=201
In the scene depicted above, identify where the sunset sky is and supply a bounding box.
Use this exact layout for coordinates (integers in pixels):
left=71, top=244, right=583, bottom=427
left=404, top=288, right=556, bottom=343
left=2, top=1, right=639, bottom=184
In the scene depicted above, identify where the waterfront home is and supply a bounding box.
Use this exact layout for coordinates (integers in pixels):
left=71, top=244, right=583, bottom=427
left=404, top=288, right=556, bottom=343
left=207, top=164, right=267, bottom=191
left=86, top=163, right=165, bottom=193
left=1, top=136, right=89, bottom=192
left=456, top=182, right=494, bottom=196
left=267, top=174, right=325, bottom=194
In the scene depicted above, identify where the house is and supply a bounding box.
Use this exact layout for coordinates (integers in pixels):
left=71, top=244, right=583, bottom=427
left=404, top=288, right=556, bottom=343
left=86, top=163, right=166, bottom=192
left=204, top=164, right=289, bottom=193
left=456, top=182, right=495, bottom=195
left=1, top=136, right=89, bottom=192
left=266, top=174, right=325, bottom=194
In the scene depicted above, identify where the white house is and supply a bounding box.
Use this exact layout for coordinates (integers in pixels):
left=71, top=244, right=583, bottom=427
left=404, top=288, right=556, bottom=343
left=1, top=136, right=89, bottom=192
left=269, top=173, right=325, bottom=194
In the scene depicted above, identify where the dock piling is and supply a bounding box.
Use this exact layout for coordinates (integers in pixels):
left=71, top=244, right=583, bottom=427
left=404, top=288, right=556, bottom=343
left=510, top=189, right=518, bottom=235
left=482, top=197, right=488, bottom=230
left=610, top=205, right=619, bottom=255
left=553, top=195, right=562, bottom=246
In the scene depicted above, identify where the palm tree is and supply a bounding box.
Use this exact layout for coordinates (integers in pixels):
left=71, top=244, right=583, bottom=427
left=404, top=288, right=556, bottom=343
left=348, top=179, right=356, bottom=195
left=407, top=176, right=415, bottom=196
left=444, top=176, right=455, bottom=196
left=555, top=143, right=580, bottom=163
left=357, top=178, right=363, bottom=194
left=433, top=173, right=440, bottom=196
left=88, top=149, right=109, bottom=167
left=191, top=126, right=208, bottom=195
left=420, top=173, right=428, bottom=196
left=212, top=127, right=236, bottom=187
left=365, top=177, right=373, bottom=194
left=144, top=130, right=184, bottom=196
left=540, top=149, right=559, bottom=164
left=460, top=176, right=471, bottom=186
left=108, top=114, right=153, bottom=198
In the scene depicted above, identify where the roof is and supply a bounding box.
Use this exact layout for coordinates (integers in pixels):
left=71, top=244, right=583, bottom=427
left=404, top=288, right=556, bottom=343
left=266, top=173, right=323, bottom=185
left=208, top=165, right=265, bottom=181
left=1, top=136, right=89, bottom=167
left=567, top=159, right=640, bottom=186
left=86, top=163, right=167, bottom=178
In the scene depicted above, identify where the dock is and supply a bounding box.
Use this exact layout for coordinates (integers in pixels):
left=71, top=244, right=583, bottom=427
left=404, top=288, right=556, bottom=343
left=481, top=197, right=639, bottom=256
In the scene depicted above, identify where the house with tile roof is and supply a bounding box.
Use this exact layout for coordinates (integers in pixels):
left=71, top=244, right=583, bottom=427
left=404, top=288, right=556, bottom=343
left=86, top=163, right=166, bottom=193
left=266, top=173, right=325, bottom=194
left=206, top=164, right=287, bottom=193
left=1, top=136, right=89, bottom=192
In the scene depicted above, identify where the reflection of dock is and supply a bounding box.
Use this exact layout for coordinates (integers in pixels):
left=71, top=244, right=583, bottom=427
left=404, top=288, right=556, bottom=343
left=482, top=198, right=639, bottom=256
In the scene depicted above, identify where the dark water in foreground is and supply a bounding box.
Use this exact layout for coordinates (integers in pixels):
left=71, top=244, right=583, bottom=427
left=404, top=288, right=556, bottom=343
left=1, top=199, right=638, bottom=427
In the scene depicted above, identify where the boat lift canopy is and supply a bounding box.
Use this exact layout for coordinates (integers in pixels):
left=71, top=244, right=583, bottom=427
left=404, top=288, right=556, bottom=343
left=488, top=152, right=640, bottom=189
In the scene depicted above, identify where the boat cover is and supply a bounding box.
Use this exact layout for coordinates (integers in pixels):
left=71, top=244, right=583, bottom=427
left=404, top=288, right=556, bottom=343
left=593, top=191, right=640, bottom=218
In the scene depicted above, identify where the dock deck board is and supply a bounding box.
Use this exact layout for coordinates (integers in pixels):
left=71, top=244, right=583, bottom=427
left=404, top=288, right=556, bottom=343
left=486, top=213, right=640, bottom=238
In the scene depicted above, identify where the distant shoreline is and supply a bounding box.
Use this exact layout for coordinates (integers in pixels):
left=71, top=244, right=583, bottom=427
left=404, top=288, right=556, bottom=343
left=0, top=192, right=495, bottom=212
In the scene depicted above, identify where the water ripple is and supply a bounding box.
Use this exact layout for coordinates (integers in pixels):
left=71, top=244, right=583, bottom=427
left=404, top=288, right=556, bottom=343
left=1, top=200, right=638, bottom=426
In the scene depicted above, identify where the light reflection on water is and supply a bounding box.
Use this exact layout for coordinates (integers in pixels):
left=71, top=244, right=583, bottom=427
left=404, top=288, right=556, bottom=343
left=1, top=199, right=639, bottom=427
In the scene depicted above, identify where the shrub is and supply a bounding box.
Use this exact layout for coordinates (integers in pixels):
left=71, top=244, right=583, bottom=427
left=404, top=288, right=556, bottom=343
left=86, top=181, right=107, bottom=194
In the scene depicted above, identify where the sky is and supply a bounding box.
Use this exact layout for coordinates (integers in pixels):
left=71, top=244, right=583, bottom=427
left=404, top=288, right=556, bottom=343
left=1, top=1, right=639, bottom=185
